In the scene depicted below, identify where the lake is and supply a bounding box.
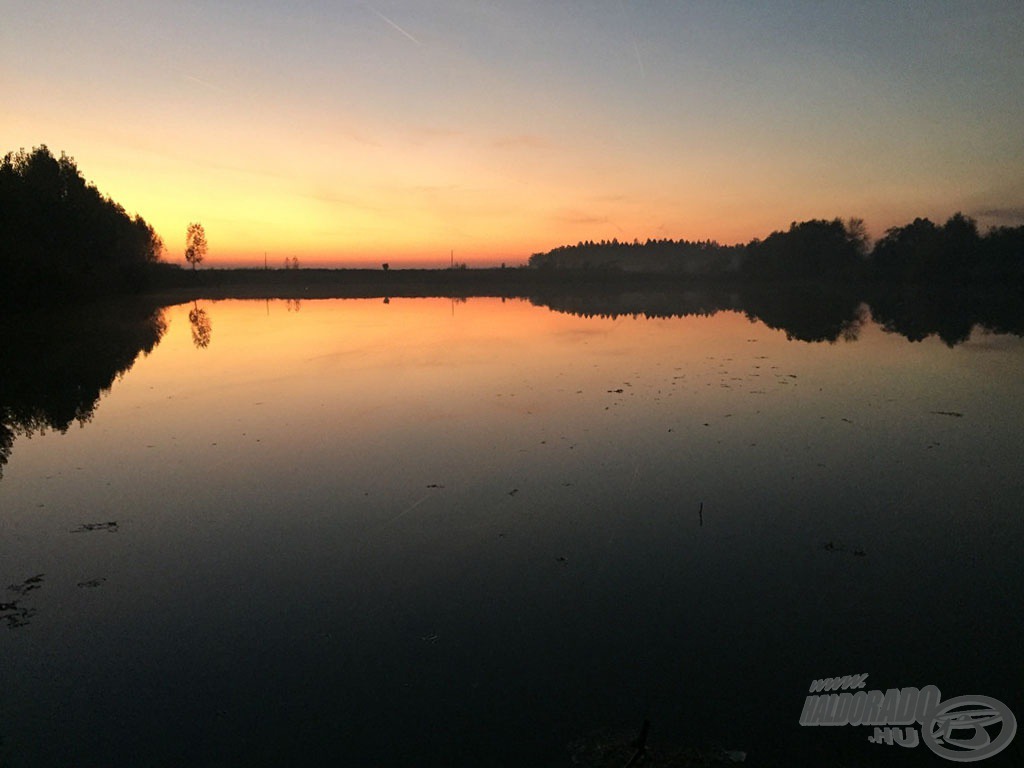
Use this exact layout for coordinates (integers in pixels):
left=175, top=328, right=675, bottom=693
left=1, top=294, right=1022, bottom=766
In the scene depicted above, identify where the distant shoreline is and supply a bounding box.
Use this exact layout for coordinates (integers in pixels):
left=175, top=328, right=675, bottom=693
left=143, top=265, right=744, bottom=302
left=143, top=264, right=1024, bottom=305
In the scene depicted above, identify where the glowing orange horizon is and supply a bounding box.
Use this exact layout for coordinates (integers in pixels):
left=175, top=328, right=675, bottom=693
left=6, top=3, right=1022, bottom=269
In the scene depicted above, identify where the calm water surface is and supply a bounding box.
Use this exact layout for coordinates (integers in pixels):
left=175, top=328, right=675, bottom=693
left=1, top=297, right=1022, bottom=766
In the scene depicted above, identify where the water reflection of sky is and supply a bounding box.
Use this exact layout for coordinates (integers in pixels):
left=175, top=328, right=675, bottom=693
left=1, top=298, right=1022, bottom=766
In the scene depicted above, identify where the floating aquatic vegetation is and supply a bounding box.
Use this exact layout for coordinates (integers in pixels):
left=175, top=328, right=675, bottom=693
left=70, top=521, right=119, bottom=533
left=2, top=574, right=45, bottom=629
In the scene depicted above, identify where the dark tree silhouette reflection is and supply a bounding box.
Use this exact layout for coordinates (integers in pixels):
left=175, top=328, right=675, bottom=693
left=867, top=285, right=1024, bottom=347
left=188, top=302, right=212, bottom=349
left=0, top=422, right=14, bottom=480
left=739, top=285, right=868, bottom=343
left=529, top=284, right=1023, bottom=346
left=2, top=283, right=1021, bottom=479
left=0, top=300, right=167, bottom=480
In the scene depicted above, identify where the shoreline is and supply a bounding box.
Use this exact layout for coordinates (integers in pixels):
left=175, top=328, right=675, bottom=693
left=141, top=266, right=753, bottom=302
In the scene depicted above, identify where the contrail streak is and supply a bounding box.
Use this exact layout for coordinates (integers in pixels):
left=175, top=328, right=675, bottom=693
left=182, top=72, right=223, bottom=91
left=632, top=40, right=646, bottom=80
left=368, top=6, right=421, bottom=45
left=618, top=0, right=646, bottom=80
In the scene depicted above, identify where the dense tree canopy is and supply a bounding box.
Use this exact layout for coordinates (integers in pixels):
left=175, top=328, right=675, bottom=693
left=0, top=145, right=164, bottom=303
left=530, top=214, right=1023, bottom=285
left=867, top=213, right=1024, bottom=284
left=742, top=218, right=867, bottom=280
left=528, top=237, right=744, bottom=275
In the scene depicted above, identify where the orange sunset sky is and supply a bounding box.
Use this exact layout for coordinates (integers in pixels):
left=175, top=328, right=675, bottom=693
left=3, top=2, right=1023, bottom=267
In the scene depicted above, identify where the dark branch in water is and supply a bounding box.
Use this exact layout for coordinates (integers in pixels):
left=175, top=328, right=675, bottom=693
left=623, top=719, right=651, bottom=768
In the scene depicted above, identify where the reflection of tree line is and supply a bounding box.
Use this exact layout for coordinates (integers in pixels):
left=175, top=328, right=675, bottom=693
left=0, top=296, right=312, bottom=477
left=0, top=300, right=167, bottom=479
left=529, top=283, right=1024, bottom=346
left=2, top=286, right=1022, bottom=481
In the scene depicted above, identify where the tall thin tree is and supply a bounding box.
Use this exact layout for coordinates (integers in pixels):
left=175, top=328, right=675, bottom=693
left=185, top=223, right=207, bottom=270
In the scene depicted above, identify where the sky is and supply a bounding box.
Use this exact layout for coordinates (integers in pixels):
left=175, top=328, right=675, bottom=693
left=3, top=1, right=1023, bottom=267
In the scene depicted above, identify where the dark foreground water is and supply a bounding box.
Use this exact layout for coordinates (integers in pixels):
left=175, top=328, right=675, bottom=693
left=1, top=297, right=1021, bottom=766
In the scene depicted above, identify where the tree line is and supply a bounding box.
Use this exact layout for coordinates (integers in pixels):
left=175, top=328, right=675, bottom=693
left=529, top=215, right=1024, bottom=285
left=5, top=144, right=1021, bottom=296
left=0, top=145, right=164, bottom=303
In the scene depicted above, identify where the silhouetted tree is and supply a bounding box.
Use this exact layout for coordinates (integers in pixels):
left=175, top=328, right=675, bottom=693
left=382, top=262, right=390, bottom=271
left=0, top=145, right=163, bottom=303
left=868, top=213, right=986, bottom=284
left=0, top=422, right=13, bottom=481
left=184, top=223, right=207, bottom=270
left=983, top=225, right=1024, bottom=284
left=846, top=217, right=871, bottom=256
left=529, top=237, right=744, bottom=274
left=743, top=219, right=864, bottom=280
left=528, top=211, right=1018, bottom=287
left=870, top=218, right=939, bottom=283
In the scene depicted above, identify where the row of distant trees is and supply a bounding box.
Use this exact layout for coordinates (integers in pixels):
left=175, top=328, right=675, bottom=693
left=529, top=215, right=1024, bottom=284
left=0, top=146, right=165, bottom=302
left=530, top=237, right=745, bottom=276
left=6, top=144, right=1022, bottom=295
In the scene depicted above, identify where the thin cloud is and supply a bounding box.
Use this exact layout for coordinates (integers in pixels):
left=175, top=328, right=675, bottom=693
left=632, top=40, right=646, bottom=80
left=366, top=6, right=421, bottom=45
left=304, top=188, right=384, bottom=214
left=618, top=0, right=646, bottom=80
left=492, top=134, right=552, bottom=150
left=181, top=72, right=223, bottom=92
left=972, top=206, right=1024, bottom=224
left=554, top=210, right=611, bottom=226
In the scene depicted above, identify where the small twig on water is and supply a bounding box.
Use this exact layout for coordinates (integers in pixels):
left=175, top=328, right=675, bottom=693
left=624, top=718, right=651, bottom=768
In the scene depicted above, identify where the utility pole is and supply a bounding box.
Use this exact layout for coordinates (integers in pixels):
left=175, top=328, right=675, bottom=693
left=264, top=252, right=268, bottom=270
left=450, top=249, right=453, bottom=269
